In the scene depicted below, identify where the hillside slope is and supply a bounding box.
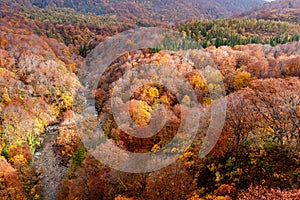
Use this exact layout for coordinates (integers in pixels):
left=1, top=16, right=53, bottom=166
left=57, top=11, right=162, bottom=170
left=1, top=0, right=264, bottom=23
left=237, top=0, right=300, bottom=22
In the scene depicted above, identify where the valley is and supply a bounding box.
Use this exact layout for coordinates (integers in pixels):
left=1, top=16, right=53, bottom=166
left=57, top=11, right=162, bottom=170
left=0, top=0, right=299, bottom=199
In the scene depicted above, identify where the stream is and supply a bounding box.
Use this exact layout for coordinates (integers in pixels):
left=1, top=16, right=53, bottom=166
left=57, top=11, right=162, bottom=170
left=33, top=124, right=71, bottom=200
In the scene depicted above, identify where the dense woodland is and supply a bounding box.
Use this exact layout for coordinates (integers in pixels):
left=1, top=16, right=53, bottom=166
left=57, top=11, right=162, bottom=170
left=65, top=42, right=300, bottom=199
left=179, top=19, right=300, bottom=48
left=0, top=0, right=299, bottom=200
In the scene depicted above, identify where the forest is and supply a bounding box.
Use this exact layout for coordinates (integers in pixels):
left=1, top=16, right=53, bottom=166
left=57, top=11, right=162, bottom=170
left=0, top=0, right=299, bottom=199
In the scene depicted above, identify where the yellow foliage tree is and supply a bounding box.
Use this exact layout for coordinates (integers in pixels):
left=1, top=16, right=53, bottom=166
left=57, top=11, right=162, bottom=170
left=188, top=71, right=206, bottom=90
left=129, top=100, right=152, bottom=126
left=233, top=71, right=251, bottom=90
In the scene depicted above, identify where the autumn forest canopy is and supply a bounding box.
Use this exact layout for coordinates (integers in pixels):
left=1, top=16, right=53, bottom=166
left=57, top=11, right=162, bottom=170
left=0, top=0, right=300, bottom=200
